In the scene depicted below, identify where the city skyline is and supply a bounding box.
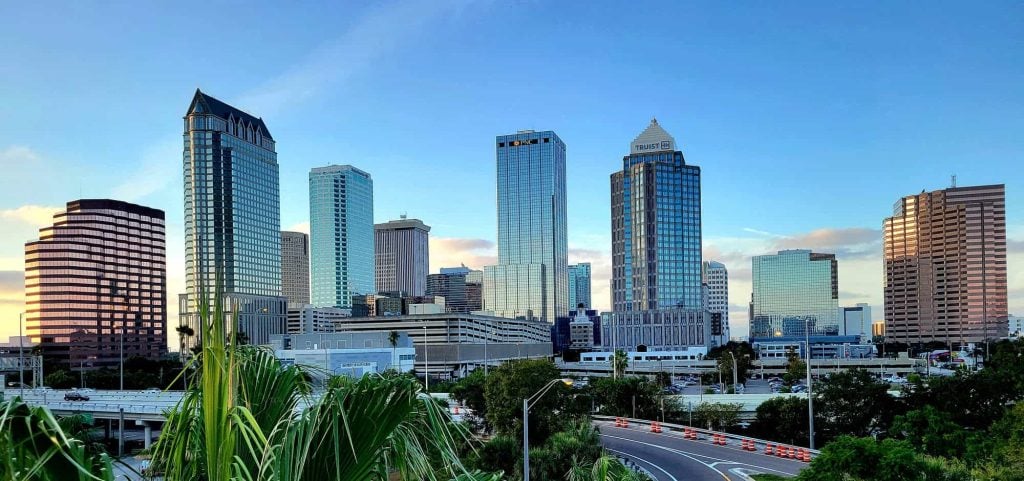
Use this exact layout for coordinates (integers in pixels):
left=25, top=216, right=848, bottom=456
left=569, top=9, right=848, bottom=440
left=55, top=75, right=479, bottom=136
left=2, top=2, right=1023, bottom=344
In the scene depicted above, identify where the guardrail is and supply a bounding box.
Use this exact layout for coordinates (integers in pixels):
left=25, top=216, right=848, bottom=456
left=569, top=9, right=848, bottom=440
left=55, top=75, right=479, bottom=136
left=594, top=415, right=820, bottom=463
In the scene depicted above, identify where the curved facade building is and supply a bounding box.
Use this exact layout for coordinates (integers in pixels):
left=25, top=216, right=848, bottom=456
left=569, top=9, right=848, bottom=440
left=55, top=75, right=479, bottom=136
left=25, top=199, right=167, bottom=368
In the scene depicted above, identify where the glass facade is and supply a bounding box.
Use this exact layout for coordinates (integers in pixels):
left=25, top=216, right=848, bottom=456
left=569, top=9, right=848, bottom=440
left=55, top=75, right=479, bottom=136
left=309, top=165, right=374, bottom=308
left=281, top=231, right=310, bottom=306
left=181, top=90, right=286, bottom=346
left=750, top=250, right=839, bottom=339
left=24, top=200, right=167, bottom=368
left=611, top=120, right=702, bottom=312
left=483, top=130, right=568, bottom=322
left=567, top=262, right=592, bottom=309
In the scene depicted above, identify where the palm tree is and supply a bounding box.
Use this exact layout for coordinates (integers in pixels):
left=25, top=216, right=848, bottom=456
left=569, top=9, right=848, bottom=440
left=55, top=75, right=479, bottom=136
left=0, top=398, right=114, bottom=480
left=612, top=349, right=629, bottom=379
left=151, top=289, right=473, bottom=481
left=389, top=330, right=400, bottom=369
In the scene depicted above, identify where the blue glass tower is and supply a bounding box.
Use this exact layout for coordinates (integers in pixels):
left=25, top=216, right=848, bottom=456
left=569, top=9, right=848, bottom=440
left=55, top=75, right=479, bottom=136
left=180, top=89, right=286, bottom=346
left=568, top=262, right=592, bottom=309
left=750, top=250, right=839, bottom=339
left=483, top=130, right=568, bottom=322
left=309, top=165, right=374, bottom=308
left=611, top=119, right=703, bottom=312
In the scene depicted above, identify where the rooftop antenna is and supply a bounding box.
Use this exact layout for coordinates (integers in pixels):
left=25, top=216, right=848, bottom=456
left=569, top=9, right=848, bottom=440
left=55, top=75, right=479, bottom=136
left=951, top=174, right=957, bottom=188
left=400, top=212, right=407, bottom=220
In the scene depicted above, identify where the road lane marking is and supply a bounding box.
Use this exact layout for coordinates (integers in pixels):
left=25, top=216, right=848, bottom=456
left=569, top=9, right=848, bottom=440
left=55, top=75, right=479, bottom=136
left=605, top=448, right=679, bottom=481
left=605, top=437, right=730, bottom=480
left=602, top=434, right=796, bottom=477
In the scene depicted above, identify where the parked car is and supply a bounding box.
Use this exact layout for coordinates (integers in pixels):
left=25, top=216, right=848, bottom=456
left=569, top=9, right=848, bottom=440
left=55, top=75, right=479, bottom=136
left=64, top=392, right=90, bottom=401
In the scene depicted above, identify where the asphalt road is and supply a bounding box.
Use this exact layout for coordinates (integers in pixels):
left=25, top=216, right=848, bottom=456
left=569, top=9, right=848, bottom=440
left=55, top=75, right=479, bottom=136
left=596, top=419, right=807, bottom=480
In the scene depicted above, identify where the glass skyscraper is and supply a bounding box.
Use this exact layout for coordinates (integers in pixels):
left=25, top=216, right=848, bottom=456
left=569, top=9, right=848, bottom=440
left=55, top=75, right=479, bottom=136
left=180, top=90, right=286, bottom=346
left=568, top=262, right=592, bottom=309
left=749, top=249, right=840, bottom=339
left=309, top=165, right=374, bottom=308
left=483, top=130, right=568, bottom=322
left=611, top=119, right=703, bottom=312
left=606, top=119, right=708, bottom=350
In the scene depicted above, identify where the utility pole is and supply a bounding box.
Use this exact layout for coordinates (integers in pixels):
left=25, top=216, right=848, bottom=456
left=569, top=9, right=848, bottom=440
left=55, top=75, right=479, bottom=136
left=806, top=318, right=815, bottom=450
left=19, top=312, right=25, bottom=397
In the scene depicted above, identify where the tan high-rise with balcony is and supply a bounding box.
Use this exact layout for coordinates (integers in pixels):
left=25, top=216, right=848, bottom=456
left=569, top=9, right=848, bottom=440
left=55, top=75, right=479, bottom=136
left=884, top=184, right=1008, bottom=345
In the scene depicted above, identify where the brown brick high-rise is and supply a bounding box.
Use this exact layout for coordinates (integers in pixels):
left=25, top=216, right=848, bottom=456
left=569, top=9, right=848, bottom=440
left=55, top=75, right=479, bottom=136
left=884, top=184, right=1008, bottom=345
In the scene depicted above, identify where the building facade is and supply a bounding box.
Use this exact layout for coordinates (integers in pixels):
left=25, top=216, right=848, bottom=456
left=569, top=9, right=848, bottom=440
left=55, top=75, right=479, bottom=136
left=281, top=231, right=310, bottom=306
left=611, top=119, right=703, bottom=312
left=428, top=267, right=483, bottom=313
left=180, top=90, right=287, bottom=347
left=567, top=262, right=592, bottom=309
left=483, top=130, right=568, bottom=322
left=839, top=303, right=872, bottom=340
left=286, top=305, right=351, bottom=334
left=25, top=199, right=167, bottom=368
left=601, top=309, right=710, bottom=351
left=702, top=261, right=730, bottom=343
left=374, top=217, right=430, bottom=296
left=309, top=165, right=374, bottom=308
left=270, top=332, right=416, bottom=379
left=750, top=250, right=839, bottom=339
left=884, top=184, right=1008, bottom=344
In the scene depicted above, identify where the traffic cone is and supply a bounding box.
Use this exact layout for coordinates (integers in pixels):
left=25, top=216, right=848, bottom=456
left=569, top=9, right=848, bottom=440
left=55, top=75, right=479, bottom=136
left=777, top=446, right=788, bottom=458
left=650, top=422, right=661, bottom=433
left=454, top=405, right=460, bottom=414
left=765, top=443, right=775, bottom=455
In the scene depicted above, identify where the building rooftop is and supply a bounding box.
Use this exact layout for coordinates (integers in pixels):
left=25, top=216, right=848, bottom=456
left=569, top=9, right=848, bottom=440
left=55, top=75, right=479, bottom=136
left=186, top=89, right=273, bottom=140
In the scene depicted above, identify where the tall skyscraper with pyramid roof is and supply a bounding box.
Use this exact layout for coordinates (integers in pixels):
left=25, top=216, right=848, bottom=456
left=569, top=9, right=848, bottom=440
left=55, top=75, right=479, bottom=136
left=605, top=119, right=710, bottom=349
left=179, top=89, right=287, bottom=347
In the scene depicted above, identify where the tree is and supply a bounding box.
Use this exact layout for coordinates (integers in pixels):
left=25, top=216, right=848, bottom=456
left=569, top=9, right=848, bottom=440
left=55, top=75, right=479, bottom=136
left=175, top=324, right=194, bottom=358
left=483, top=358, right=570, bottom=445
left=151, top=290, right=473, bottom=481
left=389, top=330, right=400, bottom=368
left=706, top=341, right=755, bottom=383
left=813, top=368, right=896, bottom=442
left=796, top=436, right=959, bottom=481
left=689, top=402, right=742, bottom=431
left=889, top=405, right=969, bottom=459
left=451, top=369, right=488, bottom=430
left=782, top=349, right=806, bottom=386
left=611, top=349, right=628, bottom=379
left=750, top=396, right=811, bottom=446
left=44, top=369, right=75, bottom=389
left=590, top=376, right=671, bottom=420
left=0, top=399, right=115, bottom=480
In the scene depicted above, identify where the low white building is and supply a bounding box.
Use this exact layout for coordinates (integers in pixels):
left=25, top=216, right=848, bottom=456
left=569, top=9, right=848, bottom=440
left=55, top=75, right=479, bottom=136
left=569, top=307, right=595, bottom=350
left=270, top=332, right=415, bottom=379
left=286, top=305, right=352, bottom=334
left=580, top=347, right=707, bottom=363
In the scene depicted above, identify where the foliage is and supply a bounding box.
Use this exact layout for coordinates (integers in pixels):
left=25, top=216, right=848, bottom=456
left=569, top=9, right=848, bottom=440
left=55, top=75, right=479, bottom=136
left=0, top=397, right=114, bottom=481
left=782, top=349, right=806, bottom=385
left=566, top=456, right=650, bottom=481
left=796, top=436, right=966, bottom=481
left=889, top=405, right=970, bottom=459
left=468, top=435, right=519, bottom=479
left=150, top=287, right=473, bottom=481
left=44, top=370, right=75, bottom=389
left=526, top=421, right=604, bottom=481
left=653, top=371, right=672, bottom=387
left=451, top=369, right=489, bottom=431
left=687, top=402, right=742, bottom=431
left=484, top=358, right=570, bottom=444
left=611, top=349, right=628, bottom=378
left=589, top=376, right=672, bottom=420
left=813, top=368, right=896, bottom=443
left=750, top=396, right=811, bottom=447
left=705, top=341, right=755, bottom=383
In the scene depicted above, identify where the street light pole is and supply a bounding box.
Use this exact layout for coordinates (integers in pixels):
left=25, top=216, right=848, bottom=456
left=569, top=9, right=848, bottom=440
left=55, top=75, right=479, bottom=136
left=422, top=326, right=429, bottom=392
left=19, top=312, right=25, bottom=397
left=523, top=378, right=573, bottom=481
left=806, top=318, right=815, bottom=450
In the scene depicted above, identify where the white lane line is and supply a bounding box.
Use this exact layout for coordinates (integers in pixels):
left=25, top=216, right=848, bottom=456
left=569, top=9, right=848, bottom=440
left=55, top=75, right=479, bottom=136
left=605, top=448, right=680, bottom=481
left=602, top=434, right=796, bottom=477
left=606, top=439, right=730, bottom=480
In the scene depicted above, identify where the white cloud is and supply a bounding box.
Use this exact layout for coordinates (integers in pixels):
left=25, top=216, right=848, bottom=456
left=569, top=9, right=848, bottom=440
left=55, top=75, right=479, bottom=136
left=429, top=237, right=496, bottom=273
left=569, top=247, right=612, bottom=311
left=0, top=145, right=42, bottom=166
left=0, top=205, right=61, bottom=227
left=111, top=138, right=180, bottom=201
left=286, top=221, right=310, bottom=235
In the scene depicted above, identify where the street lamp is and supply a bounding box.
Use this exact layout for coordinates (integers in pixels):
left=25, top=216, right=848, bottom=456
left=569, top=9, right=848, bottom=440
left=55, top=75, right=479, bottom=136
left=422, top=326, right=429, bottom=392
left=805, top=318, right=815, bottom=450
left=523, top=378, right=573, bottom=481
left=19, top=312, right=25, bottom=397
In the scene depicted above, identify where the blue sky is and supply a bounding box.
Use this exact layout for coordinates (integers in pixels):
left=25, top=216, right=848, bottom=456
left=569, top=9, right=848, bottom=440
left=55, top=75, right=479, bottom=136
left=1, top=1, right=1022, bottom=340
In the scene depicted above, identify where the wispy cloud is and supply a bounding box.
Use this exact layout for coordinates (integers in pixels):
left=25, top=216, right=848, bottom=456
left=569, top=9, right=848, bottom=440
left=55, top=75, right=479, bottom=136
left=0, top=205, right=61, bottom=227
left=0, top=271, right=23, bottom=306
left=772, top=227, right=882, bottom=258
left=237, top=0, right=480, bottom=117
left=286, top=221, right=310, bottom=235
left=0, top=145, right=42, bottom=165
left=569, top=247, right=612, bottom=311
left=111, top=138, right=180, bottom=202
left=429, top=237, right=496, bottom=272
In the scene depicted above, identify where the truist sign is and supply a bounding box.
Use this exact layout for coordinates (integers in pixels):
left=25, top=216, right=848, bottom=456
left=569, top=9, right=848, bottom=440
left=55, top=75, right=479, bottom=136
left=632, top=139, right=673, bottom=153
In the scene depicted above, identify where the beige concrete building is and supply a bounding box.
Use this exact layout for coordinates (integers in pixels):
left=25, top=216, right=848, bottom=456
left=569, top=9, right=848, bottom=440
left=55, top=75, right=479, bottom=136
left=884, top=184, right=1008, bottom=345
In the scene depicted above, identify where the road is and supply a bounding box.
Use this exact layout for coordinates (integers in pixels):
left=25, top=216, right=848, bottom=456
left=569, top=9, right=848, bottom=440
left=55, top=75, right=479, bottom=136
left=595, top=419, right=807, bottom=480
